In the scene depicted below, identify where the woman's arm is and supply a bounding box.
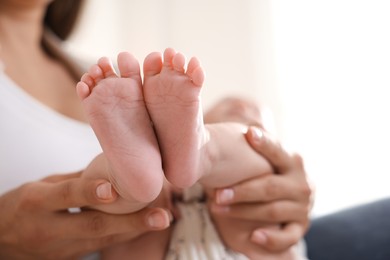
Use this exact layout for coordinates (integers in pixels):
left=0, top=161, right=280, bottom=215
left=0, top=172, right=171, bottom=259
left=209, top=127, right=313, bottom=258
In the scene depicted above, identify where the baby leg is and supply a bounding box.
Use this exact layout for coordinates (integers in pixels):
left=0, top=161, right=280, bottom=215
left=143, top=48, right=206, bottom=188
left=77, top=52, right=163, bottom=210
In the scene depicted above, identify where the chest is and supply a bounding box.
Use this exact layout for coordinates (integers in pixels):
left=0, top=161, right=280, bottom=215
left=6, top=60, right=86, bottom=122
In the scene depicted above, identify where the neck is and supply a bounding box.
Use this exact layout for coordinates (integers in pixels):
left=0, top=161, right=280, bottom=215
left=0, top=4, right=48, bottom=61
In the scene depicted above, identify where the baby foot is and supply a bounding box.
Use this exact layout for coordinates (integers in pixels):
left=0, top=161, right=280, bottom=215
left=143, top=48, right=206, bottom=188
left=76, top=52, right=163, bottom=203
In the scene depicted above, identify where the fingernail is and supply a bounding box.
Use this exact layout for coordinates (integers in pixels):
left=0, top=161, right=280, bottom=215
left=167, top=210, right=174, bottom=223
left=162, top=208, right=175, bottom=223
left=252, top=128, right=264, bottom=141
left=148, top=212, right=169, bottom=228
left=252, top=230, right=267, bottom=245
left=217, top=189, right=234, bottom=204
left=96, top=182, right=113, bottom=200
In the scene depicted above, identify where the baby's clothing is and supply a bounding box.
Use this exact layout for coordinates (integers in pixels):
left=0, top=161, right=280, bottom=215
left=167, top=184, right=248, bottom=259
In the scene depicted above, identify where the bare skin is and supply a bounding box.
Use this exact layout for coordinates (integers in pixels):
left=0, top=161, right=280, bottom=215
left=78, top=48, right=271, bottom=212
left=100, top=179, right=174, bottom=260
left=77, top=47, right=272, bottom=199
left=210, top=127, right=311, bottom=260
left=76, top=52, right=163, bottom=212
left=74, top=49, right=272, bottom=258
left=143, top=48, right=272, bottom=190
left=204, top=96, right=264, bottom=128
left=143, top=48, right=206, bottom=188
left=0, top=1, right=85, bottom=123
left=204, top=99, right=311, bottom=258
left=101, top=50, right=274, bottom=259
left=0, top=172, right=171, bottom=259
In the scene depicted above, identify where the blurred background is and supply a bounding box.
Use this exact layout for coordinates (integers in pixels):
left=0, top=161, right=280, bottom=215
left=65, top=0, right=390, bottom=217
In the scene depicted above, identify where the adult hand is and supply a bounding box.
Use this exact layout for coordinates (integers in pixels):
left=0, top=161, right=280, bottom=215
left=0, top=172, right=171, bottom=259
left=209, top=127, right=313, bottom=258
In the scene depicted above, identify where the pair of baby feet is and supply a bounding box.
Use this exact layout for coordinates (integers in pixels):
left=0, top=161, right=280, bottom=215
left=76, top=48, right=206, bottom=203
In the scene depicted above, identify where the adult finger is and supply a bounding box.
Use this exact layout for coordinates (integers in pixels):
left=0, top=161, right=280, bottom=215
left=245, top=127, right=294, bottom=173
left=68, top=234, right=139, bottom=257
left=41, top=172, right=82, bottom=183
left=70, top=225, right=172, bottom=258
left=215, top=175, right=309, bottom=205
left=251, top=222, right=305, bottom=252
left=22, top=178, right=117, bottom=211
left=56, top=207, right=171, bottom=239
left=210, top=200, right=308, bottom=223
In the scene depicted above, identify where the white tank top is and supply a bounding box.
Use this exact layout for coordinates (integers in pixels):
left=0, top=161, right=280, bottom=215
left=0, top=63, right=102, bottom=195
